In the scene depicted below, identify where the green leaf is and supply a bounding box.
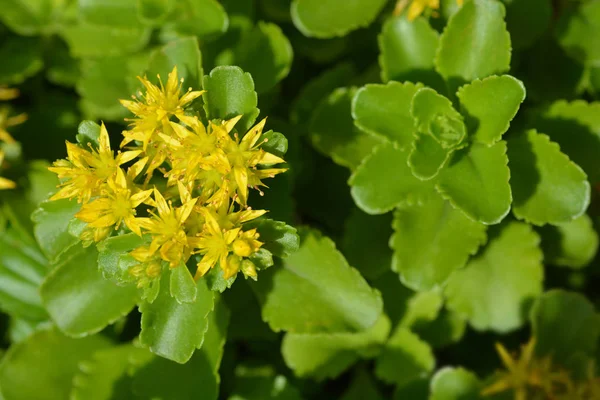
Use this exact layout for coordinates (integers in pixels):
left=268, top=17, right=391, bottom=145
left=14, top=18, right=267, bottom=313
left=0, top=227, right=48, bottom=320
left=161, top=0, right=228, bottom=40
left=133, top=296, right=229, bottom=399
left=253, top=228, right=383, bottom=334
left=76, top=120, right=101, bottom=149
left=508, top=130, right=590, bottom=226
left=530, top=289, right=600, bottom=367
left=456, top=75, right=526, bottom=145
left=137, top=0, right=174, bottom=24
left=282, top=315, right=391, bottom=379
left=538, top=214, right=599, bottom=269
left=260, top=130, right=288, bottom=158
left=0, top=328, right=111, bottom=400
left=139, top=272, right=215, bottom=363
left=445, top=221, right=543, bottom=332
left=45, top=38, right=80, bottom=87
left=408, top=134, right=454, bottom=181
left=429, top=367, right=483, bottom=400
left=416, top=309, right=466, bottom=349
left=290, top=62, right=356, bottom=125
left=146, top=36, right=203, bottom=90
left=228, top=366, right=304, bottom=400
left=435, top=0, right=511, bottom=90
left=291, top=0, right=387, bottom=38
left=342, top=208, right=393, bottom=280
left=532, top=100, right=600, bottom=184
left=40, top=245, right=138, bottom=337
left=556, top=0, right=600, bottom=65
left=0, top=0, right=66, bottom=35
left=78, top=0, right=141, bottom=27
left=378, top=16, right=441, bottom=88
left=375, top=326, right=435, bottom=387
left=504, top=0, right=551, bottom=50
left=349, top=142, right=435, bottom=215
left=170, top=265, right=197, bottom=304
left=32, top=199, right=81, bottom=264
left=230, top=22, right=293, bottom=94
left=243, top=219, right=298, bottom=260
left=352, top=81, right=422, bottom=147
left=391, top=195, right=487, bottom=291
left=60, top=23, right=151, bottom=58
left=97, top=233, right=148, bottom=283
left=399, top=290, right=443, bottom=329
left=310, top=87, right=385, bottom=170
left=202, top=66, right=259, bottom=132
left=71, top=344, right=152, bottom=400
left=411, top=88, right=466, bottom=150
left=0, top=36, right=43, bottom=85
left=436, top=141, right=512, bottom=225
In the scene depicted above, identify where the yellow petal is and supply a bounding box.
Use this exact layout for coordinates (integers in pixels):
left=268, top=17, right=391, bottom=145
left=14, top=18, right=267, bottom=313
left=124, top=215, right=143, bottom=236
left=241, top=117, right=267, bottom=149
left=224, top=228, right=241, bottom=245
left=153, top=188, right=170, bottom=216
left=233, top=167, right=248, bottom=203
left=98, top=123, right=112, bottom=152
left=258, top=151, right=285, bottom=165
left=223, top=115, right=243, bottom=133
left=131, top=189, right=153, bottom=207
left=177, top=198, right=198, bottom=224
left=165, top=66, right=179, bottom=95
left=0, top=176, right=16, bottom=189
left=495, top=342, right=516, bottom=371
left=179, top=90, right=204, bottom=106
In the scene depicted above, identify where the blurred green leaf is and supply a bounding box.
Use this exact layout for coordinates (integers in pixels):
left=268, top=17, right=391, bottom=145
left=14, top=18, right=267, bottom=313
left=531, top=289, right=600, bottom=368
left=429, top=367, right=483, bottom=400
left=435, top=0, right=511, bottom=90
left=537, top=214, right=598, bottom=269
left=228, top=366, right=304, bottom=400
left=445, top=222, right=543, bottom=332
left=139, top=272, right=215, bottom=363
left=508, top=130, right=590, bottom=226
left=503, top=0, right=551, bottom=50
left=40, top=245, right=138, bottom=337
left=253, top=228, right=383, bottom=334
left=137, top=0, right=174, bottom=24
left=391, top=195, right=487, bottom=291
left=161, top=0, right=228, bottom=40
left=352, top=81, right=421, bottom=147
left=436, top=142, right=512, bottom=225
left=0, top=328, right=111, bottom=400
left=310, top=87, right=385, bottom=170
left=202, top=66, right=259, bottom=132
left=375, top=326, right=435, bottom=387
left=379, top=16, right=441, bottom=88
left=349, top=142, right=435, bottom=215
left=291, top=0, right=387, bottom=38
left=556, top=0, right=600, bottom=65
left=146, top=36, right=203, bottom=90
left=0, top=0, right=67, bottom=35
left=282, top=315, right=390, bottom=379
left=456, top=75, right=525, bottom=145
left=0, top=36, right=43, bottom=85
left=60, top=22, right=151, bottom=58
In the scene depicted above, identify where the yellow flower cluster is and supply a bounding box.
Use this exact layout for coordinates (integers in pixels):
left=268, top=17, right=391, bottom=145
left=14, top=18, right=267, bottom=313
left=0, top=87, right=27, bottom=190
left=483, top=338, right=600, bottom=400
left=49, top=67, right=287, bottom=285
left=394, top=0, right=464, bottom=21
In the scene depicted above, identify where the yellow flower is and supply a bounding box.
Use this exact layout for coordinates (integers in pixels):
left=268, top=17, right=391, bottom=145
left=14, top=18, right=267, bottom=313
left=213, top=116, right=287, bottom=205
left=0, top=87, right=19, bottom=101
left=191, top=204, right=264, bottom=280
left=0, top=150, right=15, bottom=190
left=394, top=0, right=463, bottom=20
left=75, top=168, right=152, bottom=241
left=49, top=123, right=141, bottom=203
left=120, top=66, right=204, bottom=150
left=129, top=248, right=164, bottom=288
left=136, top=188, right=197, bottom=267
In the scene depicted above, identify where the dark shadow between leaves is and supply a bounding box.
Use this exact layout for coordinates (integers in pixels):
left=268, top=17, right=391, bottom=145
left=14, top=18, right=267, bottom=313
left=506, top=132, right=540, bottom=209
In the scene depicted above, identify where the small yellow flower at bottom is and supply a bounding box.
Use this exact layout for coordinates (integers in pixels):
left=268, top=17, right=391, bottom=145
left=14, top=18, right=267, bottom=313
left=394, top=0, right=463, bottom=21
left=0, top=150, right=15, bottom=190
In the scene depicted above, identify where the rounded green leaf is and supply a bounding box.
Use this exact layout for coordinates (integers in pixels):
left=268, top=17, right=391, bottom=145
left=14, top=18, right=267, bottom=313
left=0, top=36, right=43, bottom=85
left=291, top=0, right=387, bottom=38
left=437, top=141, right=512, bottom=225
left=430, top=367, right=483, bottom=400
left=538, top=214, right=598, bottom=269
left=97, top=233, right=148, bottom=284
left=231, top=22, right=293, bottom=94
left=282, top=315, right=390, bottom=379
left=32, top=199, right=81, bottom=264
left=40, top=246, right=138, bottom=337
left=375, top=326, right=435, bottom=387
left=349, top=142, right=435, bottom=215
left=508, top=130, right=590, bottom=226
left=531, top=290, right=600, bottom=370
left=170, top=265, right=197, bottom=304
left=0, top=328, right=111, bottom=400
left=435, top=0, right=511, bottom=90
left=457, top=75, right=526, bottom=145
left=310, top=87, right=385, bottom=170
left=202, top=66, right=259, bottom=132
left=60, top=23, right=151, bottom=58
left=0, top=0, right=66, bottom=35
left=139, top=272, right=215, bottom=363
left=352, top=81, right=422, bottom=147
left=137, top=0, right=174, bottom=24
left=378, top=15, right=441, bottom=87
left=533, top=100, right=600, bottom=184
left=161, top=0, right=228, bottom=40
left=391, top=196, right=487, bottom=291
left=253, top=228, right=383, bottom=334
left=445, top=222, right=543, bottom=332
left=408, top=133, right=455, bottom=181
left=146, top=36, right=203, bottom=90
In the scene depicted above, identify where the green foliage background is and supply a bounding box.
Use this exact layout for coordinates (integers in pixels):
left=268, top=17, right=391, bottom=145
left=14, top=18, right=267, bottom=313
left=1, top=0, right=600, bottom=399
